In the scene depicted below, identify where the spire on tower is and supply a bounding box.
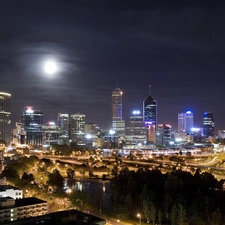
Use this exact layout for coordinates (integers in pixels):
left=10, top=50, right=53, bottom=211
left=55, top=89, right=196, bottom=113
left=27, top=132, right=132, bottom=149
left=149, top=84, right=151, bottom=95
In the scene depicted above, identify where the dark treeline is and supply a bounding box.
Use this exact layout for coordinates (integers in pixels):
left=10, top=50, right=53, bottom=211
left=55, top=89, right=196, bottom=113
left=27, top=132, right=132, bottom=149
left=110, top=167, right=225, bottom=225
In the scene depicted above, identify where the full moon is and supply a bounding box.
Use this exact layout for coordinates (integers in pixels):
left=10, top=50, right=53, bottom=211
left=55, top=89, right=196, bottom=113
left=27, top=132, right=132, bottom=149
left=43, top=60, right=58, bottom=75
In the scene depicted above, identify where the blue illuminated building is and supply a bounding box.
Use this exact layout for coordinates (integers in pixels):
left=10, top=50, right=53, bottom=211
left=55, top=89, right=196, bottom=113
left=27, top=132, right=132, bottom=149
left=203, top=112, right=214, bottom=136
left=143, top=86, right=157, bottom=143
left=22, top=107, right=43, bottom=145
left=143, top=87, right=157, bottom=125
left=178, top=111, right=193, bottom=133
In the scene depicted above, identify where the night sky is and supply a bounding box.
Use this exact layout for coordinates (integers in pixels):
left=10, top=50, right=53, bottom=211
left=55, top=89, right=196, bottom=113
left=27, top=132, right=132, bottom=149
left=1, top=0, right=225, bottom=131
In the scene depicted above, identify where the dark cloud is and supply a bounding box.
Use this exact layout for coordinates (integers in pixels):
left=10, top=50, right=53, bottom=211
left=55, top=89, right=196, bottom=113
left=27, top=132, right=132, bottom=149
left=0, top=0, right=225, bottom=130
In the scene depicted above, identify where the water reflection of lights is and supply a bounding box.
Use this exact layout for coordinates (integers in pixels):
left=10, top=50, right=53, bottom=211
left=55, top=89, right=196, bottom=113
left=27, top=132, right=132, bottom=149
left=102, top=182, right=106, bottom=194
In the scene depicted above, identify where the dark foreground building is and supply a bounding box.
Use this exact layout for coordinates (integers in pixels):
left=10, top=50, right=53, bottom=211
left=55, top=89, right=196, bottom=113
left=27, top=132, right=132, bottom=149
left=4, top=209, right=106, bottom=225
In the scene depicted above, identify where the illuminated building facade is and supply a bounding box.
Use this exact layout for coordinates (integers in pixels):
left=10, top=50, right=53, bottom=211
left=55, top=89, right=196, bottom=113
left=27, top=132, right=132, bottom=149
left=143, top=87, right=157, bottom=143
left=0, top=185, right=23, bottom=199
left=203, top=112, right=214, bottom=136
left=218, top=129, right=225, bottom=139
left=0, top=92, right=11, bottom=143
left=156, top=124, right=172, bottom=146
left=103, top=130, right=118, bottom=149
left=174, top=131, right=194, bottom=145
left=190, top=128, right=204, bottom=143
left=42, top=122, right=59, bottom=147
left=22, top=107, right=43, bottom=145
left=84, top=123, right=100, bottom=147
left=178, top=111, right=193, bottom=133
left=0, top=197, right=47, bottom=224
left=0, top=144, right=4, bottom=172
left=125, top=110, right=146, bottom=144
left=112, top=85, right=125, bottom=136
left=57, top=113, right=69, bottom=145
left=70, top=113, right=85, bottom=142
left=12, top=122, right=26, bottom=145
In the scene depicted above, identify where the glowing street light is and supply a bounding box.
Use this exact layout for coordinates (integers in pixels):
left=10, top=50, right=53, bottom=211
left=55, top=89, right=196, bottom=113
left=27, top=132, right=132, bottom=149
left=137, top=213, right=141, bottom=224
left=109, top=129, right=115, bottom=135
left=86, top=134, right=92, bottom=139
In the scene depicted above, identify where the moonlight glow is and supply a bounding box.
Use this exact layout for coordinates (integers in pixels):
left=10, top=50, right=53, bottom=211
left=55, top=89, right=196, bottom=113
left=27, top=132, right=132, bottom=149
left=43, top=60, right=58, bottom=75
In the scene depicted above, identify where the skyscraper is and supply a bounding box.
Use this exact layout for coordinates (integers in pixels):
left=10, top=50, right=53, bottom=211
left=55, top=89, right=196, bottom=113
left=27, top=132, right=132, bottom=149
left=57, top=113, right=69, bottom=145
left=203, top=112, right=214, bottom=136
left=112, top=85, right=125, bottom=136
left=125, top=110, right=146, bottom=144
left=0, top=92, right=11, bottom=143
left=70, top=113, right=85, bottom=142
left=12, top=122, right=26, bottom=145
left=178, top=111, right=193, bottom=133
left=143, top=86, right=157, bottom=142
left=156, top=124, right=172, bottom=146
left=22, top=107, right=43, bottom=145
left=0, top=143, right=4, bottom=172
left=143, top=86, right=157, bottom=125
left=42, top=122, right=59, bottom=147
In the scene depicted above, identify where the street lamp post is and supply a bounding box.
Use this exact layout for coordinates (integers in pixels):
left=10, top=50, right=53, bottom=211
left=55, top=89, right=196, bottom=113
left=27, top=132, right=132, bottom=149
left=137, top=213, right=141, bottom=224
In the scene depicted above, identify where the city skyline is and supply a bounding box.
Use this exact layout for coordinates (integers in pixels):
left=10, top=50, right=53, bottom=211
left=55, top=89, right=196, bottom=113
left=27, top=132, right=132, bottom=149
left=3, top=89, right=220, bottom=133
left=1, top=1, right=225, bottom=130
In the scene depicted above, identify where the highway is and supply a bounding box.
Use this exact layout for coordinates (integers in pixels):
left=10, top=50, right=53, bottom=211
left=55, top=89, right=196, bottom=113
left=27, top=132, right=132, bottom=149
left=31, top=153, right=225, bottom=174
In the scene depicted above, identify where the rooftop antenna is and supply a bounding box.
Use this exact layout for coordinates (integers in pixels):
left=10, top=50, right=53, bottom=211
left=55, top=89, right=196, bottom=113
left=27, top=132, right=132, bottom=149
left=116, top=81, right=119, bottom=87
left=149, top=84, right=151, bottom=95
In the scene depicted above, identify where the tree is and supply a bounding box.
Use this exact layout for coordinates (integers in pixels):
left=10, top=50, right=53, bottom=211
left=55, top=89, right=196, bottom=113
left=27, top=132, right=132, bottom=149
left=1, top=167, right=20, bottom=184
left=190, top=214, right=205, bottom=225
left=21, top=172, right=35, bottom=184
left=171, top=204, right=178, bottom=225
left=89, top=170, right=94, bottom=178
left=158, top=209, right=163, bottom=225
left=66, top=168, right=75, bottom=188
left=143, top=198, right=151, bottom=223
left=111, top=165, right=118, bottom=178
left=79, top=169, right=86, bottom=180
left=69, top=190, right=88, bottom=211
left=66, top=168, right=75, bottom=179
left=210, top=208, right=222, bottom=225
left=47, top=169, right=64, bottom=192
left=142, top=185, right=151, bottom=223
left=177, top=204, right=188, bottom=225
left=149, top=201, right=156, bottom=225
left=39, top=158, right=53, bottom=169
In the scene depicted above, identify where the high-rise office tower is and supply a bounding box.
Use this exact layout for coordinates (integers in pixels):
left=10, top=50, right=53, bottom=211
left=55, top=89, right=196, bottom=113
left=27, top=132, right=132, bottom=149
left=84, top=123, right=98, bottom=136
left=0, top=143, right=4, bottom=172
left=156, top=124, right=172, bottom=146
left=57, top=113, right=69, bottom=145
left=143, top=87, right=157, bottom=125
left=22, top=107, right=43, bottom=145
left=143, top=86, right=157, bottom=142
left=42, top=122, right=59, bottom=147
left=112, top=85, right=125, bottom=136
left=70, top=113, right=85, bottom=142
left=125, top=110, right=146, bottom=144
left=12, top=122, right=26, bottom=145
left=84, top=123, right=100, bottom=147
left=203, top=112, right=214, bottom=136
left=0, top=92, right=11, bottom=143
left=178, top=111, right=193, bottom=133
